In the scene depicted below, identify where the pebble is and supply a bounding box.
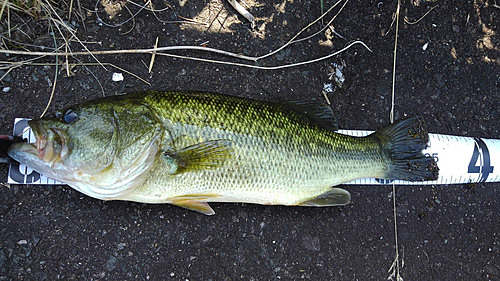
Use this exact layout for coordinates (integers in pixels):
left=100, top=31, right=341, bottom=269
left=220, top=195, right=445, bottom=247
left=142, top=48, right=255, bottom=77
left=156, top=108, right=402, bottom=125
left=106, top=255, right=118, bottom=271
left=31, top=73, right=39, bottom=82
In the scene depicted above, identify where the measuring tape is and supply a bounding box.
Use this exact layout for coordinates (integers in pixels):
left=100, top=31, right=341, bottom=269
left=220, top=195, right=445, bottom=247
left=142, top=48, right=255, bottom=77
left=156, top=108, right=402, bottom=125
left=338, top=129, right=499, bottom=185
left=7, top=118, right=500, bottom=185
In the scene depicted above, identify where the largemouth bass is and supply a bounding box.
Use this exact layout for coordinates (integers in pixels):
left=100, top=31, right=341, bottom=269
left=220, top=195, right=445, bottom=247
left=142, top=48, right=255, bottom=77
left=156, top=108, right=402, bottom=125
left=8, top=91, right=438, bottom=215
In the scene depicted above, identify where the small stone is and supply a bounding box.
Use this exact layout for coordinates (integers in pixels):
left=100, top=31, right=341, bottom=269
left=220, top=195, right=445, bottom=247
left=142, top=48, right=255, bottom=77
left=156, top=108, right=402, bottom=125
left=17, top=240, right=28, bottom=245
left=3, top=87, right=11, bottom=93
left=106, top=255, right=118, bottom=271
left=431, top=92, right=440, bottom=100
left=31, top=73, right=39, bottom=82
left=117, top=243, right=126, bottom=250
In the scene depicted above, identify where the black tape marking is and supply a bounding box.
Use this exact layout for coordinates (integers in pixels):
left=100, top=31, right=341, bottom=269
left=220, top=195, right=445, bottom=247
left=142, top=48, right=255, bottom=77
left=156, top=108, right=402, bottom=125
left=375, top=178, right=394, bottom=184
left=467, top=138, right=494, bottom=182
left=9, top=119, right=42, bottom=184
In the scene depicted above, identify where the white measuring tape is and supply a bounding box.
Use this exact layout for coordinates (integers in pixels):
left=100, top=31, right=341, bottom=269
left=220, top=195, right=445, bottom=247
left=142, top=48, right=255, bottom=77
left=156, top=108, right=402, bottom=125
left=7, top=118, right=500, bottom=185
left=338, top=129, right=499, bottom=185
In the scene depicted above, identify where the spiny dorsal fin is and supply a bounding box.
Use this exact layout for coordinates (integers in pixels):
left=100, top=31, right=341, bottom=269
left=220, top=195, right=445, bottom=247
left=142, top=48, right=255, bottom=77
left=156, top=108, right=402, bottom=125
left=282, top=101, right=338, bottom=131
left=298, top=188, right=351, bottom=206
left=163, top=140, right=233, bottom=174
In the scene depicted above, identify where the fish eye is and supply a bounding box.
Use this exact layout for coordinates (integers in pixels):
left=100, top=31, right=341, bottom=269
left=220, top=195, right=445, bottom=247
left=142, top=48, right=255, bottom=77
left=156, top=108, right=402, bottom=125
left=63, top=109, right=78, bottom=123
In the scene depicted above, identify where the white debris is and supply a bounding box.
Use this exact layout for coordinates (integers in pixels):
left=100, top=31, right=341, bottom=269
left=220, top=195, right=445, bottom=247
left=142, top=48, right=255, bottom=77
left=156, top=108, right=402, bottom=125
left=3, top=87, right=11, bottom=93
left=17, top=239, right=28, bottom=245
left=227, top=0, right=255, bottom=29
left=328, top=62, right=345, bottom=88
left=323, top=83, right=334, bottom=93
left=422, top=42, right=429, bottom=51
left=336, top=68, right=344, bottom=83
left=112, top=73, right=124, bottom=82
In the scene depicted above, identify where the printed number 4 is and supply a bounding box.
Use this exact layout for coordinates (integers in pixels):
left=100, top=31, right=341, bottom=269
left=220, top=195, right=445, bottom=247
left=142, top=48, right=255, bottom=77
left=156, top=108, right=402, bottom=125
left=467, top=138, right=494, bottom=182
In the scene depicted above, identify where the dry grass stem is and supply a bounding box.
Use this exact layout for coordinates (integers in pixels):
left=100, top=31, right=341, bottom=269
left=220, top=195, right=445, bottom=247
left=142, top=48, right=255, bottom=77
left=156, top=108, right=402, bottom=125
left=0, top=0, right=7, bottom=20
left=40, top=23, right=60, bottom=118
left=1, top=60, right=151, bottom=87
left=404, top=5, right=438, bottom=25
left=119, top=4, right=137, bottom=35
left=153, top=41, right=369, bottom=70
left=388, top=1, right=402, bottom=281
left=148, top=37, right=159, bottom=73
left=94, top=0, right=146, bottom=28
left=0, top=0, right=368, bottom=71
left=43, top=0, right=104, bottom=69
left=1, top=0, right=368, bottom=75
left=322, top=91, right=331, bottom=105
left=289, top=0, right=349, bottom=45
left=177, top=15, right=208, bottom=25
left=68, top=0, right=74, bottom=22
left=256, top=0, right=348, bottom=60
left=0, top=38, right=370, bottom=70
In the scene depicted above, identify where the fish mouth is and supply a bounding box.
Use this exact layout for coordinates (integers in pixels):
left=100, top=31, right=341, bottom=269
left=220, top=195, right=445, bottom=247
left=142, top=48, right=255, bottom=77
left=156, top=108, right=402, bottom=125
left=29, top=120, right=69, bottom=164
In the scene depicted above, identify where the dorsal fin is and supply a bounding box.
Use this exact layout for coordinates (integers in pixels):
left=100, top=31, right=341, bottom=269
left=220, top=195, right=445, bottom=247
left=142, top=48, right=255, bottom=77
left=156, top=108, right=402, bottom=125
left=282, top=101, right=338, bottom=131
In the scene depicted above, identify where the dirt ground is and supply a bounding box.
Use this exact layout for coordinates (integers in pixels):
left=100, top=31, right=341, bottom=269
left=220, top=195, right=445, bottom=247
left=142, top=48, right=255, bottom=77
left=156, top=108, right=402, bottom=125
left=0, top=0, right=499, bottom=279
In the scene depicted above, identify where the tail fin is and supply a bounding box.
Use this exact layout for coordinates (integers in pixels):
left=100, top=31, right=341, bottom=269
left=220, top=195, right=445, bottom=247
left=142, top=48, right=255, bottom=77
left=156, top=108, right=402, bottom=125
left=370, top=117, right=439, bottom=181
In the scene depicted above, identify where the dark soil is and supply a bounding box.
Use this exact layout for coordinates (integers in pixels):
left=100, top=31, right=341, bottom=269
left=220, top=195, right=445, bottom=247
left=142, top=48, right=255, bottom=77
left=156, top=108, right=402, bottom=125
left=0, top=0, right=499, bottom=280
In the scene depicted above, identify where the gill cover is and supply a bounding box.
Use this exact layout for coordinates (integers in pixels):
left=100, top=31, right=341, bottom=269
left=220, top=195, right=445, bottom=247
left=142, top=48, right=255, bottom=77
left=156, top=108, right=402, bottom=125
left=27, top=95, right=164, bottom=200
left=68, top=96, right=164, bottom=200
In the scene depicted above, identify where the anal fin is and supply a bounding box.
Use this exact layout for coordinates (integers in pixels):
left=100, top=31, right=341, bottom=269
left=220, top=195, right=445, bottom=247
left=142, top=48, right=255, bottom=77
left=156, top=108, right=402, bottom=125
left=171, top=201, right=215, bottom=215
left=298, top=188, right=351, bottom=206
left=169, top=194, right=221, bottom=215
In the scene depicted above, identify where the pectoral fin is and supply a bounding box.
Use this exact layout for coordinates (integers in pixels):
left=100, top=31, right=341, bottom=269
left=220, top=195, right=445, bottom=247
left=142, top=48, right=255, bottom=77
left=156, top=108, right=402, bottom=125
left=169, top=194, right=222, bottom=215
left=298, top=188, right=351, bottom=206
left=163, top=140, right=233, bottom=174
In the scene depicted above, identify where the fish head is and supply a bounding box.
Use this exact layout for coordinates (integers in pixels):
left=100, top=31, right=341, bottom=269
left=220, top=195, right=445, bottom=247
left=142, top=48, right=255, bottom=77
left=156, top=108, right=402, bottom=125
left=8, top=95, right=163, bottom=200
